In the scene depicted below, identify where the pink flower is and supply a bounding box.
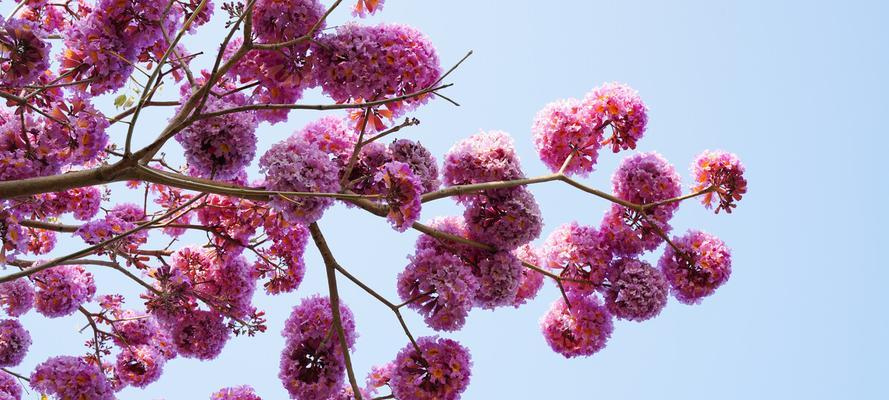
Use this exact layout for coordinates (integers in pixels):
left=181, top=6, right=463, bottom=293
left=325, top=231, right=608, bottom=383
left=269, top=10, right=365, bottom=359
left=540, top=294, right=613, bottom=358
left=0, top=17, right=51, bottom=88
left=464, top=187, right=543, bottom=250
left=374, top=161, right=423, bottom=232
left=390, top=336, right=472, bottom=400
left=175, top=95, right=258, bottom=180
left=30, top=356, right=114, bottom=400
left=389, top=139, right=441, bottom=193
left=605, top=258, right=668, bottom=321
left=511, top=244, right=545, bottom=308
left=0, top=279, right=34, bottom=317
left=33, top=265, right=96, bottom=318
left=0, top=370, right=21, bottom=399
left=659, top=230, right=732, bottom=304
left=601, top=151, right=682, bottom=257
left=171, top=309, right=230, bottom=360
left=282, top=295, right=357, bottom=349
left=692, top=150, right=748, bottom=213
left=211, top=385, right=262, bottom=400
left=313, top=23, right=441, bottom=125
left=115, top=345, right=165, bottom=388
left=469, top=250, right=523, bottom=309
left=541, top=222, right=612, bottom=295
left=0, top=319, right=30, bottom=367
left=260, top=137, right=341, bottom=225
left=442, top=131, right=525, bottom=204
left=583, top=82, right=648, bottom=152
left=532, top=98, right=604, bottom=176
left=397, top=247, right=478, bottom=331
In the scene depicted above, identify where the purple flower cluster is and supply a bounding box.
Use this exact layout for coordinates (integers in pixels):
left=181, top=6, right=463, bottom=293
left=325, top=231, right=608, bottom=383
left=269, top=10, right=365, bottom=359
left=511, top=244, right=544, bottom=307
left=279, top=295, right=357, bottom=399
left=601, top=152, right=682, bottom=257
left=115, top=345, right=165, bottom=388
left=397, top=246, right=479, bottom=331
left=389, top=139, right=441, bottom=193
left=257, top=214, right=309, bottom=295
left=171, top=309, right=230, bottom=360
left=0, top=319, right=30, bottom=367
left=584, top=82, right=648, bottom=152
left=0, top=17, right=51, bottom=88
left=659, top=230, right=732, bottom=304
left=464, top=187, right=542, bottom=250
left=0, top=111, right=61, bottom=181
left=540, top=294, right=613, bottom=358
left=253, top=0, right=324, bottom=46
left=541, top=222, right=612, bottom=295
left=313, top=23, right=441, bottom=118
left=0, top=370, right=20, bottom=400
left=605, top=258, right=669, bottom=321
left=261, top=137, right=341, bottom=225
left=374, top=161, right=423, bottom=232
left=211, top=385, right=262, bottom=400
left=30, top=356, right=114, bottom=400
left=390, top=336, right=472, bottom=400
left=532, top=98, right=603, bottom=176
left=33, top=265, right=96, bottom=318
left=175, top=95, right=258, bottom=179
left=0, top=280, right=34, bottom=317
left=442, top=131, right=525, bottom=203
left=0, top=211, right=25, bottom=265
left=171, top=246, right=257, bottom=318
left=295, top=116, right=358, bottom=161
left=470, top=250, right=524, bottom=309
left=61, top=0, right=181, bottom=95
left=692, top=150, right=748, bottom=213
left=76, top=203, right=147, bottom=252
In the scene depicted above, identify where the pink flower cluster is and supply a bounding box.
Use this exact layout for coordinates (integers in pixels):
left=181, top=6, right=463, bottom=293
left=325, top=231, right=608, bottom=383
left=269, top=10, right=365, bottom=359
left=30, top=356, right=114, bottom=400
left=541, top=222, right=612, bottom=295
left=443, top=131, right=525, bottom=203
left=0, top=319, right=30, bottom=367
left=261, top=136, right=341, bottom=225
left=397, top=245, right=479, bottom=331
left=659, top=230, right=732, bottom=304
left=693, top=150, right=748, bottom=213
left=605, top=258, right=669, bottom=321
left=175, top=95, right=258, bottom=179
left=313, top=23, right=441, bottom=124
left=61, top=0, right=181, bottom=95
left=540, top=294, right=614, bottom=358
left=211, top=385, right=262, bottom=400
left=279, top=295, right=356, bottom=399
left=0, top=17, right=51, bottom=88
left=33, top=265, right=96, bottom=318
left=532, top=98, right=603, bottom=176
left=0, top=279, right=34, bottom=317
left=171, top=246, right=256, bottom=319
left=601, top=152, right=682, bottom=257
left=390, top=336, right=472, bottom=400
left=0, top=370, right=21, bottom=400
left=374, top=161, right=423, bottom=232
left=389, top=139, right=441, bottom=193
left=532, top=82, right=648, bottom=175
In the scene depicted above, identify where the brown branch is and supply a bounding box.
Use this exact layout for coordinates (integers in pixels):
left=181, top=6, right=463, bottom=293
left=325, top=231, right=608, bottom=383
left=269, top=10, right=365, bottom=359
left=307, top=222, right=363, bottom=400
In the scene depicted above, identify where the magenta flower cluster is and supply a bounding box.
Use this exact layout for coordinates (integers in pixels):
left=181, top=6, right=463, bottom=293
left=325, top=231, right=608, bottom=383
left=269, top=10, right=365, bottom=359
left=390, top=336, right=472, bottom=400
left=659, top=230, right=733, bottom=304
left=0, top=319, right=30, bottom=367
left=313, top=23, right=441, bottom=118
left=0, top=17, right=51, bottom=88
left=540, top=294, right=614, bottom=358
left=30, top=356, right=114, bottom=400
left=33, top=265, right=96, bottom=318
left=261, top=137, right=341, bottom=225
left=692, top=150, right=748, bottom=213
left=279, top=295, right=357, bottom=399
left=211, top=385, right=263, bottom=400
left=175, top=95, right=259, bottom=179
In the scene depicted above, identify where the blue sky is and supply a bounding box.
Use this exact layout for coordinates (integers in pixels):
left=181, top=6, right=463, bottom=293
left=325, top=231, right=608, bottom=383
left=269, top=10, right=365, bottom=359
left=4, top=0, right=888, bottom=399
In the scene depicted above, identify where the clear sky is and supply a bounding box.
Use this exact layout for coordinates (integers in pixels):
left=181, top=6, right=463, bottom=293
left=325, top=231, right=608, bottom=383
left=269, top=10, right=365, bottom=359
left=4, top=0, right=888, bottom=399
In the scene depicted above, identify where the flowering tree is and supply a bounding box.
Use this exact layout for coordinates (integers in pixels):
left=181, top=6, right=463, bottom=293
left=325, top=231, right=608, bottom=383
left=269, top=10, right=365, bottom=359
left=0, top=0, right=749, bottom=399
